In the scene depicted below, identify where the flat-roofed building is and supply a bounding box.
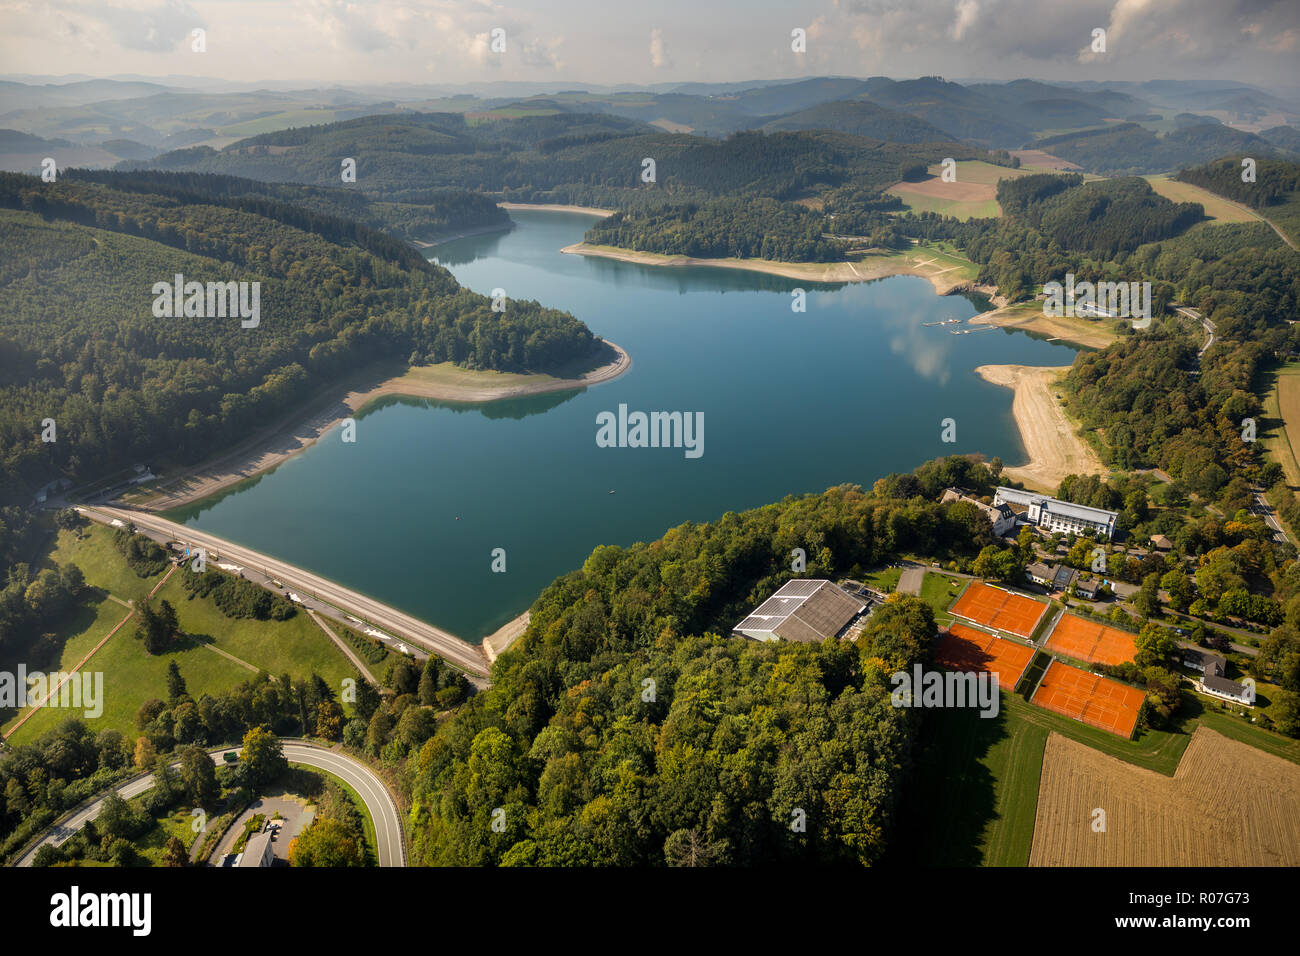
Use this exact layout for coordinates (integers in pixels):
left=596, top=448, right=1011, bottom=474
left=238, top=830, right=275, bottom=868
left=733, top=579, right=867, bottom=643
left=993, top=487, right=1118, bottom=538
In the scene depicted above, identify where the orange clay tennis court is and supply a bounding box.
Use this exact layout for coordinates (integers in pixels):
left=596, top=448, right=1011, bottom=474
left=1032, top=660, right=1145, bottom=738
left=1044, top=613, right=1138, bottom=666
left=949, top=581, right=1048, bottom=639
left=935, top=623, right=1035, bottom=692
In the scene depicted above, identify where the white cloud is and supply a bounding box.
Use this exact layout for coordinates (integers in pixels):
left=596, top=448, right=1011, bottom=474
left=649, top=27, right=668, bottom=68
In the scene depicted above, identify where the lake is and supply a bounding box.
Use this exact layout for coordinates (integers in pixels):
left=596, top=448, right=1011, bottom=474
left=171, top=210, right=1079, bottom=639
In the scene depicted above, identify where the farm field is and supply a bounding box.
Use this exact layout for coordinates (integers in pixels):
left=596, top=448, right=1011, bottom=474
left=1030, top=726, right=1300, bottom=866
left=1262, top=363, right=1300, bottom=504
left=1144, top=174, right=1258, bottom=224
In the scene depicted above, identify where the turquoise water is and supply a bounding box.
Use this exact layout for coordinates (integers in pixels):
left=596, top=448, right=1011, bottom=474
left=172, top=211, right=1078, bottom=639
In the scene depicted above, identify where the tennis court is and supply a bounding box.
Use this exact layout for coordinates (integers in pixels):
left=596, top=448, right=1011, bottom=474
left=1044, top=613, right=1138, bottom=666
left=1031, top=660, right=1145, bottom=738
left=949, top=581, right=1048, bottom=639
left=935, top=623, right=1035, bottom=692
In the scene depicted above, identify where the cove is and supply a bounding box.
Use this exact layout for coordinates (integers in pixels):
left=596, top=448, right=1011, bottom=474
left=169, top=210, right=1080, bottom=640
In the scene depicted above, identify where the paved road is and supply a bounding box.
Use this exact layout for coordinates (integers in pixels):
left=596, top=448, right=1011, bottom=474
left=81, top=505, right=490, bottom=678
left=14, top=740, right=404, bottom=867
left=1248, top=487, right=1290, bottom=546
left=1175, top=306, right=1215, bottom=361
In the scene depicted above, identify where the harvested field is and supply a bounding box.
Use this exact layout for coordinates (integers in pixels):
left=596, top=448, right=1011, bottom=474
left=1009, top=149, right=1081, bottom=171
left=1030, top=727, right=1300, bottom=866
left=1044, top=614, right=1138, bottom=666
left=935, top=623, right=1035, bottom=692
left=1031, top=661, right=1144, bottom=738
left=950, top=581, right=1048, bottom=639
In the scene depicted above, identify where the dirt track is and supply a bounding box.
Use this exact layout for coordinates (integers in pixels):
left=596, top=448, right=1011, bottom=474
left=975, top=364, right=1104, bottom=491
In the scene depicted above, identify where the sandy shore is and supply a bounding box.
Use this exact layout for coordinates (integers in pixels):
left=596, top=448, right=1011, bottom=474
left=124, top=341, right=631, bottom=511
left=500, top=202, right=616, bottom=217
left=975, top=364, right=1105, bottom=491
left=483, top=611, right=531, bottom=663
left=412, top=221, right=513, bottom=247
left=970, top=303, right=1116, bottom=349
left=564, top=242, right=989, bottom=295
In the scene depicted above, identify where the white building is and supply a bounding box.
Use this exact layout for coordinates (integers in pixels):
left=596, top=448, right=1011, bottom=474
left=993, top=487, right=1118, bottom=538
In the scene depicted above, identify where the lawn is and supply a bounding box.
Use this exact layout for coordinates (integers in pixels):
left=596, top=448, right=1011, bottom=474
left=3, top=524, right=363, bottom=745
left=48, top=525, right=164, bottom=603
left=887, top=692, right=1048, bottom=866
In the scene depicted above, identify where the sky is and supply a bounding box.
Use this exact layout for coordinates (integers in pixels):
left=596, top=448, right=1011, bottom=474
left=0, top=0, right=1296, bottom=90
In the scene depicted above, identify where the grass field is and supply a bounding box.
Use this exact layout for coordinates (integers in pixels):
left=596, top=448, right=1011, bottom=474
left=885, top=162, right=1038, bottom=220
left=1, top=527, right=361, bottom=745
left=1260, top=364, right=1300, bottom=526
left=1144, top=175, right=1258, bottom=224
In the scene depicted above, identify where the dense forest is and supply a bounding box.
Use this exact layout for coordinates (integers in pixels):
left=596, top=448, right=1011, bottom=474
left=406, top=457, right=1010, bottom=866
left=129, top=110, right=993, bottom=208
left=0, top=172, right=596, bottom=503
left=64, top=168, right=511, bottom=243
left=1031, top=122, right=1294, bottom=176
left=585, top=198, right=846, bottom=262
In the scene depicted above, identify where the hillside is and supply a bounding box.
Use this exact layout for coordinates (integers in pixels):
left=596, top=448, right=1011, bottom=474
left=1034, top=122, right=1295, bottom=175
left=761, top=100, right=956, bottom=143
left=0, top=172, right=595, bottom=502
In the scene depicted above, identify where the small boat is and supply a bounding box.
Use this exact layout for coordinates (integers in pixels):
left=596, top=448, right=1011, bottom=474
left=608, top=489, right=616, bottom=495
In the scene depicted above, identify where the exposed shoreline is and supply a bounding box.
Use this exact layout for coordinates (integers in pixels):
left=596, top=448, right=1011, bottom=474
left=969, top=303, right=1116, bottom=350
left=123, top=341, right=631, bottom=512
left=562, top=241, right=987, bottom=297
left=499, top=202, right=616, bottom=217
left=975, top=364, right=1105, bottom=491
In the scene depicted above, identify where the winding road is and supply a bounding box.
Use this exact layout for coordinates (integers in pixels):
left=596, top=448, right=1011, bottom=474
left=13, top=740, right=404, bottom=868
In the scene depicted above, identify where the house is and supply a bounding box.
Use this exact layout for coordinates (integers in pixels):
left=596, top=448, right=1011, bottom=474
left=237, top=830, right=275, bottom=868
left=1025, top=562, right=1054, bottom=587
left=733, top=579, right=867, bottom=643
left=1182, top=648, right=1255, bottom=705
left=941, top=488, right=1017, bottom=536
left=1150, top=534, right=1174, bottom=551
left=1201, top=673, right=1255, bottom=705
left=1180, top=648, right=1226, bottom=674
left=1052, top=565, right=1079, bottom=593
left=993, top=487, right=1118, bottom=538
left=1072, top=576, right=1101, bottom=600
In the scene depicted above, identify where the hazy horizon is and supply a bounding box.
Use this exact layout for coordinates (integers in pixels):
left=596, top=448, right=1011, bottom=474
left=1, top=0, right=1295, bottom=90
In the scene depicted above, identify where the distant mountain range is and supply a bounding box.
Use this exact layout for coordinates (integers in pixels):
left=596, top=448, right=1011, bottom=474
left=1, top=74, right=1296, bottom=178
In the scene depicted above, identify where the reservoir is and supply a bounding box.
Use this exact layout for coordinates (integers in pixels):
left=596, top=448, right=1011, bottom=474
left=171, top=210, right=1079, bottom=640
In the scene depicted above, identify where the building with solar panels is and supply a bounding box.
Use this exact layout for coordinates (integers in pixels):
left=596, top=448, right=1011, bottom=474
left=732, top=579, right=869, bottom=643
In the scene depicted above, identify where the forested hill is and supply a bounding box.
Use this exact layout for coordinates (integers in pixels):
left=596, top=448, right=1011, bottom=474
left=0, top=172, right=595, bottom=503
left=760, top=100, right=957, bottom=144
left=64, top=168, right=510, bottom=245
left=409, top=457, right=1007, bottom=866
left=1031, top=122, right=1296, bottom=176
left=128, top=110, right=991, bottom=208
left=1175, top=157, right=1300, bottom=244
left=996, top=174, right=1204, bottom=258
